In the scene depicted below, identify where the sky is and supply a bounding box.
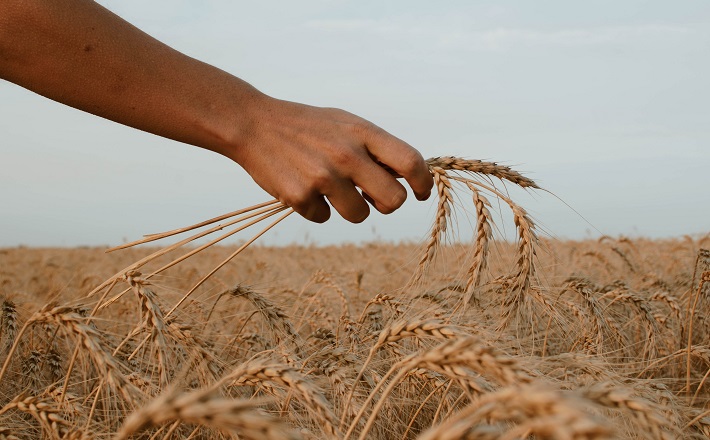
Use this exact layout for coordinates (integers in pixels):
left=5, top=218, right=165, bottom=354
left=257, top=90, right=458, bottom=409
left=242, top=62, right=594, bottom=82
left=1, top=0, right=708, bottom=247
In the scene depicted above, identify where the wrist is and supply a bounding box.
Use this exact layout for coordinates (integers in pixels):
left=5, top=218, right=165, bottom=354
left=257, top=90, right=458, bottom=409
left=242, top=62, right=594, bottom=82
left=205, top=80, right=271, bottom=163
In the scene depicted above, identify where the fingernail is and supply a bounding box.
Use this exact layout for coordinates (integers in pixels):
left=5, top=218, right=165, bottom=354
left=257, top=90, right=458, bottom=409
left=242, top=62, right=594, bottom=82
left=416, top=190, right=431, bottom=201
left=391, top=190, right=407, bottom=209
left=354, top=212, right=369, bottom=223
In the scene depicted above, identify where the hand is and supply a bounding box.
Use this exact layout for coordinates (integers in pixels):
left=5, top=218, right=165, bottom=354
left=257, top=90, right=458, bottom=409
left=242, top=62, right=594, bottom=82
left=225, top=96, right=434, bottom=223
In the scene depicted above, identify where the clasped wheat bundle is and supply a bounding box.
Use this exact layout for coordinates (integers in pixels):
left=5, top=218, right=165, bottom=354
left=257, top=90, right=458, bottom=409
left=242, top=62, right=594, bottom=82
left=90, top=157, right=543, bottom=326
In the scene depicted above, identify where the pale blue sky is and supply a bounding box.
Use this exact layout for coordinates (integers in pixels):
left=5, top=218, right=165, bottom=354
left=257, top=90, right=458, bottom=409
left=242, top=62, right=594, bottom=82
left=1, top=1, right=708, bottom=246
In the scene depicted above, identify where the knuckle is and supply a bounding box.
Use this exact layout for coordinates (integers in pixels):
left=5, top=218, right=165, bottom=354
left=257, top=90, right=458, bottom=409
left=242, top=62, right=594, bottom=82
left=308, top=166, right=333, bottom=192
left=281, top=189, right=311, bottom=211
left=350, top=119, right=376, bottom=137
left=398, top=149, right=424, bottom=175
left=327, top=107, right=354, bottom=119
left=330, top=146, right=356, bottom=169
left=282, top=190, right=330, bottom=223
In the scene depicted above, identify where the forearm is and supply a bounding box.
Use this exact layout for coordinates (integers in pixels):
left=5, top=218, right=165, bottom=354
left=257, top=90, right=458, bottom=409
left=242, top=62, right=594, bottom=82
left=0, top=0, right=259, bottom=154
left=1, top=0, right=433, bottom=224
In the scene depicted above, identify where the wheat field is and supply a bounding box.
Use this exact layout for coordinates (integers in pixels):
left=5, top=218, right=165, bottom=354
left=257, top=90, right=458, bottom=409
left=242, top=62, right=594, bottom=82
left=1, top=158, right=710, bottom=439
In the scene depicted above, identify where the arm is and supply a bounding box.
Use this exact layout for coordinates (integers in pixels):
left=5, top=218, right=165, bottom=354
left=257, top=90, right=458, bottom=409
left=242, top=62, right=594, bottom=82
left=0, top=0, right=432, bottom=223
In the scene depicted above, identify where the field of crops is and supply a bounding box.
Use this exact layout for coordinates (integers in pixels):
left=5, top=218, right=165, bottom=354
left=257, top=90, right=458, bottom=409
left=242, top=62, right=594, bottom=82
left=1, top=159, right=709, bottom=439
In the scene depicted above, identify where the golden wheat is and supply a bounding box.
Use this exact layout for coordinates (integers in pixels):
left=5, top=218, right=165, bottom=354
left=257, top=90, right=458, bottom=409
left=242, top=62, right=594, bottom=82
left=0, top=158, right=707, bottom=439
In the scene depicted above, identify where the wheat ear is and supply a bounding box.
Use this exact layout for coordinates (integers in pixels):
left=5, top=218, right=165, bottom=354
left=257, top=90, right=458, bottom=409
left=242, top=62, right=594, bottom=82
left=114, top=390, right=297, bottom=440
left=417, top=385, right=611, bottom=440
left=0, top=393, right=71, bottom=439
left=223, top=359, right=340, bottom=438
left=346, top=336, right=528, bottom=440
left=0, top=427, right=18, bottom=440
left=413, top=166, right=453, bottom=283
left=341, top=319, right=461, bottom=426
left=463, top=183, right=492, bottom=307
left=456, top=178, right=538, bottom=328
left=28, top=305, right=140, bottom=405
left=123, top=271, right=170, bottom=387
left=583, top=382, right=678, bottom=439
left=1, top=299, right=18, bottom=353
left=426, top=157, right=539, bottom=188
left=223, top=284, right=301, bottom=351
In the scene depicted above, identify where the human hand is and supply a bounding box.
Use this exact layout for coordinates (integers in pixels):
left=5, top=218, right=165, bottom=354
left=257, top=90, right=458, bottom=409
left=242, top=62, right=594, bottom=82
left=224, top=95, right=433, bottom=223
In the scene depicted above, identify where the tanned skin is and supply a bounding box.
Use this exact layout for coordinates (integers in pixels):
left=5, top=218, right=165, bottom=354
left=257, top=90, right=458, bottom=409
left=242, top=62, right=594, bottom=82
left=0, top=0, right=433, bottom=223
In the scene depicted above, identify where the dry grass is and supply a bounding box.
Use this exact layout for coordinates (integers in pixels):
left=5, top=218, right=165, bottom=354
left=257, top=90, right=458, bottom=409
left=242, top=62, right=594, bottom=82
left=1, top=157, right=709, bottom=439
